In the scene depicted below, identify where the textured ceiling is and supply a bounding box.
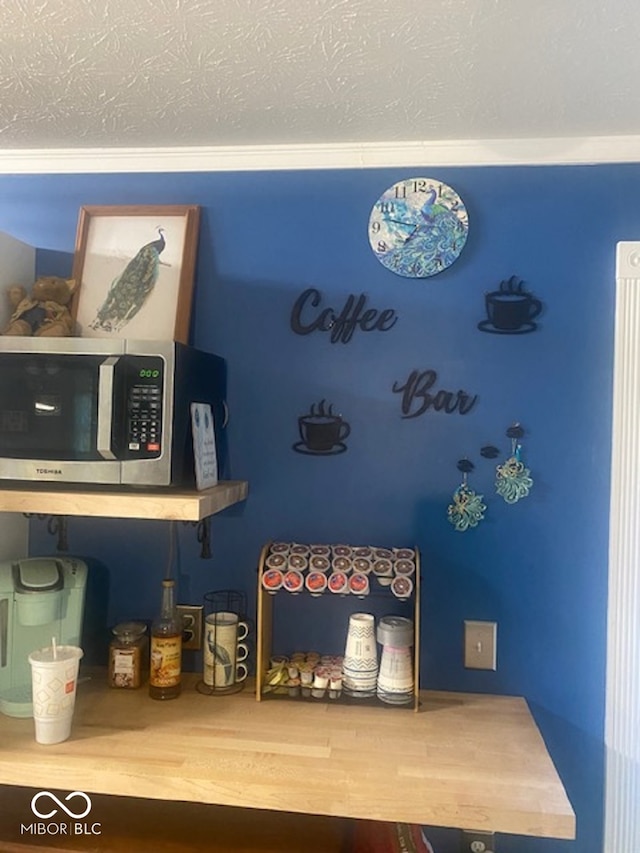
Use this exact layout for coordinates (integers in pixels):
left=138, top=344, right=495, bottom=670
left=0, top=0, right=639, bottom=150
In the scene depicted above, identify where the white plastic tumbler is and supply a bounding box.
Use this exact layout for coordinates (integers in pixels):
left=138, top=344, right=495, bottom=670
left=28, top=645, right=83, bottom=745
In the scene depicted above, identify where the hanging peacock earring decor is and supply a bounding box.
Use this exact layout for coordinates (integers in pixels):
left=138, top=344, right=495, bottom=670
left=495, top=423, right=534, bottom=504
left=447, top=458, right=486, bottom=532
left=90, top=227, right=166, bottom=333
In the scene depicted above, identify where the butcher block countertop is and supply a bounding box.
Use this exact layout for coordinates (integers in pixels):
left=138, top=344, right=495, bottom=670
left=0, top=671, right=575, bottom=841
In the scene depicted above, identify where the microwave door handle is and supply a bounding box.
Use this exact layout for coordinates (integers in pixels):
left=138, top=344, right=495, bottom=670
left=97, top=356, right=119, bottom=460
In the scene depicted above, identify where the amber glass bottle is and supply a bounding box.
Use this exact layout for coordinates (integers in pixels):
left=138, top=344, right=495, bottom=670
left=149, top=579, right=182, bottom=700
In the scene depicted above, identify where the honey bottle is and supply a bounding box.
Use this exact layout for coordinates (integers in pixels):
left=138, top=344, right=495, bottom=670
left=149, top=579, right=182, bottom=700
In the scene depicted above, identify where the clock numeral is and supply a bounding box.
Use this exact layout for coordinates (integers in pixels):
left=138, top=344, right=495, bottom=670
left=394, top=185, right=407, bottom=199
left=377, top=240, right=388, bottom=254
left=371, top=221, right=381, bottom=234
left=378, top=201, right=395, bottom=214
left=412, top=179, right=429, bottom=193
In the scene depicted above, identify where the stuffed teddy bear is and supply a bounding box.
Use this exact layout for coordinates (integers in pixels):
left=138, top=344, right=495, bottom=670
left=2, top=276, right=77, bottom=337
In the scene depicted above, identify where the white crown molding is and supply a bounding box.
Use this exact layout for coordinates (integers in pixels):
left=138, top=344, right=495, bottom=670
left=0, top=135, right=639, bottom=173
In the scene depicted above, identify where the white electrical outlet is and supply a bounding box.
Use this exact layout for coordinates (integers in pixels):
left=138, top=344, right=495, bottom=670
left=460, top=829, right=496, bottom=852
left=177, top=604, right=203, bottom=650
left=464, top=621, right=497, bottom=670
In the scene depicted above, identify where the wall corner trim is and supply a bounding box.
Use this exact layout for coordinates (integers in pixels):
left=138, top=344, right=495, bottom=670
left=604, top=241, right=640, bottom=851
left=0, top=135, right=640, bottom=173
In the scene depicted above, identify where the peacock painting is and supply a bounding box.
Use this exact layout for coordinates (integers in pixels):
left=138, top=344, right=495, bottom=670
left=90, top=227, right=166, bottom=333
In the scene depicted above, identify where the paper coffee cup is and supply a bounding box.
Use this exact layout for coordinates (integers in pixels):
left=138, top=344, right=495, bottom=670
left=28, top=645, right=83, bottom=745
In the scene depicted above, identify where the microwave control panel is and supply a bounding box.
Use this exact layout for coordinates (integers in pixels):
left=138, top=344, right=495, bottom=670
left=123, top=359, right=164, bottom=457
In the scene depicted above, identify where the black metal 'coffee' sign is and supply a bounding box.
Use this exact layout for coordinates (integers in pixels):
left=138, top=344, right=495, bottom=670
left=290, top=287, right=398, bottom=344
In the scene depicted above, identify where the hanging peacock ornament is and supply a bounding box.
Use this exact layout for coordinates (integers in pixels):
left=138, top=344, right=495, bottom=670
left=90, top=227, right=166, bottom=333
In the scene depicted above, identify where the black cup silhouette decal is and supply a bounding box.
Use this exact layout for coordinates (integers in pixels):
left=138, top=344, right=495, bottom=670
left=293, top=400, right=351, bottom=455
left=478, top=276, right=543, bottom=334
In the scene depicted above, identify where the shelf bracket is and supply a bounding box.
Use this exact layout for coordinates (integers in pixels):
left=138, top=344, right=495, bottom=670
left=23, top=513, right=69, bottom=552
left=183, top=518, right=212, bottom=559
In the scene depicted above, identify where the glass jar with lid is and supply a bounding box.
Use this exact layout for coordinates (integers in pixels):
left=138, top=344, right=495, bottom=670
left=108, top=621, right=147, bottom=688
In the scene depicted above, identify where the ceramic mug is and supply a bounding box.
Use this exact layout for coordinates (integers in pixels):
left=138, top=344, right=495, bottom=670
left=204, top=612, right=249, bottom=688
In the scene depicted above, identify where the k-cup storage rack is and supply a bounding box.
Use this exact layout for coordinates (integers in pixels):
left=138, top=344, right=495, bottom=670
left=256, top=541, right=421, bottom=711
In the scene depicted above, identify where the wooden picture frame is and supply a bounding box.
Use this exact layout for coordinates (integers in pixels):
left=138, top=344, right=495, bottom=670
left=71, top=205, right=200, bottom=343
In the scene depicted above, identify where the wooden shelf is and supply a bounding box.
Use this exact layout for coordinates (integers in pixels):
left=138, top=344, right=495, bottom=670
left=0, top=670, right=576, bottom=840
left=0, top=480, right=248, bottom=521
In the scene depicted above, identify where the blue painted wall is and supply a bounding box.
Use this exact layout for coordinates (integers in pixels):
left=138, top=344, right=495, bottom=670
left=1, top=162, right=630, bottom=852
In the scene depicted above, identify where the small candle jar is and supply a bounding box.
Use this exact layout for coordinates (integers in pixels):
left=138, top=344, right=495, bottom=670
left=108, top=621, right=147, bottom=689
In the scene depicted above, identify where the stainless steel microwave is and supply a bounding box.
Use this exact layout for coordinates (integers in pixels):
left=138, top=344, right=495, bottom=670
left=0, top=338, right=226, bottom=487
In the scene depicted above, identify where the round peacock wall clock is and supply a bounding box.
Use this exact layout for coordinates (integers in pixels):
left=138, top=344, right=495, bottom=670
left=368, top=177, right=469, bottom=278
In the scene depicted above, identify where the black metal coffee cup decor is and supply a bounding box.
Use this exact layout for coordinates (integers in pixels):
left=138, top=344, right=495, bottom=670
left=293, top=400, right=350, bottom=455
left=478, top=275, right=543, bottom=334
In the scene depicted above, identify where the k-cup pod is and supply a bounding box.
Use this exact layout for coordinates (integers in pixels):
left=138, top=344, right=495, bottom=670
left=309, top=554, right=331, bottom=573
left=305, top=571, right=328, bottom=596
left=332, top=544, right=351, bottom=558
left=374, top=547, right=394, bottom=560
left=394, top=558, right=416, bottom=577
left=299, top=662, right=314, bottom=685
left=289, top=543, right=310, bottom=556
left=391, top=575, right=414, bottom=600
left=262, top=568, right=284, bottom=593
left=269, top=542, right=290, bottom=555
left=332, top=555, right=352, bottom=573
left=287, top=553, right=308, bottom=572
left=394, top=548, right=415, bottom=561
left=283, top=569, right=304, bottom=593
left=313, top=668, right=330, bottom=690
left=287, top=677, right=301, bottom=697
left=265, top=552, right=287, bottom=570
left=309, top=544, right=331, bottom=557
left=352, top=557, right=372, bottom=574
left=372, top=558, right=393, bottom=586
left=348, top=572, right=370, bottom=596
left=329, top=670, right=343, bottom=697
left=353, top=546, right=373, bottom=559
left=328, top=571, right=349, bottom=594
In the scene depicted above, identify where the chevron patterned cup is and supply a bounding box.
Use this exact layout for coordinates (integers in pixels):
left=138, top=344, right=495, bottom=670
left=342, top=613, right=378, bottom=696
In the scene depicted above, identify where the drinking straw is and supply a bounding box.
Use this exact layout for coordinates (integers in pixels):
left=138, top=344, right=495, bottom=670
left=52, top=637, right=57, bottom=660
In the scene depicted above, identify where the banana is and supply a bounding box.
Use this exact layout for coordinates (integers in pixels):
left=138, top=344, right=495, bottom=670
left=262, top=662, right=288, bottom=692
